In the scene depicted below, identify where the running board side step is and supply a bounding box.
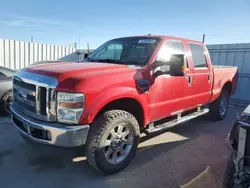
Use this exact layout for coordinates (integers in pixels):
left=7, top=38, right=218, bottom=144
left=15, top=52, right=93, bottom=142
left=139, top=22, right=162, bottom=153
left=144, top=108, right=209, bottom=134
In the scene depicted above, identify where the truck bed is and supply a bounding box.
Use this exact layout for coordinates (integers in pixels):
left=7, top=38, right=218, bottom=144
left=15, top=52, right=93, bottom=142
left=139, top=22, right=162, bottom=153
left=212, top=65, right=238, bottom=69
left=210, top=65, right=238, bottom=103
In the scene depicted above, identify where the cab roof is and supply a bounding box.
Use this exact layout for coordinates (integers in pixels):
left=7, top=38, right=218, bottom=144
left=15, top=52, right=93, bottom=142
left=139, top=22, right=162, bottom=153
left=113, top=35, right=204, bottom=45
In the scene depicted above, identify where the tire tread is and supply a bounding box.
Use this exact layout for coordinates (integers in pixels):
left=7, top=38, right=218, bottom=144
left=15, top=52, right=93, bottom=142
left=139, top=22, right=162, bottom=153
left=210, top=89, right=229, bottom=121
left=85, top=110, right=139, bottom=173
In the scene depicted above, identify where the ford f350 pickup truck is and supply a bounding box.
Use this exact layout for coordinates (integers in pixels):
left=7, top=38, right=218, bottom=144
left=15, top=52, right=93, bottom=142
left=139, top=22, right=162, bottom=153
left=10, top=35, right=238, bottom=174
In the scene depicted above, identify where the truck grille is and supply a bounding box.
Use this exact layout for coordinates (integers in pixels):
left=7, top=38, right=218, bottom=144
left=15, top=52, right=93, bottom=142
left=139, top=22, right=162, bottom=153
left=12, top=72, right=58, bottom=121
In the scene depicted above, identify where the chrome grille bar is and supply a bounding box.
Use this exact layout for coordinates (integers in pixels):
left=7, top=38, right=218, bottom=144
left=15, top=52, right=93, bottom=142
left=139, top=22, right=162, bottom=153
left=46, top=88, right=50, bottom=117
left=13, top=71, right=58, bottom=121
left=36, top=86, right=41, bottom=113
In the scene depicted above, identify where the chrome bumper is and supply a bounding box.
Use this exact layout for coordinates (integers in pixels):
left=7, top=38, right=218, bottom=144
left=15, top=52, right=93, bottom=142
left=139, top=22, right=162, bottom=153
left=10, top=104, right=89, bottom=147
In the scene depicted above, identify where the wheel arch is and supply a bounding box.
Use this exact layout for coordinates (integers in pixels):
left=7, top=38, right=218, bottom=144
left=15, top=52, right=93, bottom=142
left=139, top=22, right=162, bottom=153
left=81, top=87, right=150, bottom=128
left=94, top=97, right=145, bottom=129
left=222, top=81, right=233, bottom=96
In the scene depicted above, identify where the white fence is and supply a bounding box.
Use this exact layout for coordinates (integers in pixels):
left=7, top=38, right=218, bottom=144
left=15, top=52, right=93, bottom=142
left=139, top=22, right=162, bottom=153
left=0, top=38, right=76, bottom=70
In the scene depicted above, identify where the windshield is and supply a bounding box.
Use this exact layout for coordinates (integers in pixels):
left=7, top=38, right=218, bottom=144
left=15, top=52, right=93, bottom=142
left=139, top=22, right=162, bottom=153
left=84, top=37, right=160, bottom=66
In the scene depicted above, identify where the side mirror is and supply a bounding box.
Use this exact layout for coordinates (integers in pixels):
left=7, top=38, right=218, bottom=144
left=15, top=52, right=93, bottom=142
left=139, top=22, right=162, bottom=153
left=152, top=54, right=187, bottom=77
left=84, top=53, right=89, bottom=59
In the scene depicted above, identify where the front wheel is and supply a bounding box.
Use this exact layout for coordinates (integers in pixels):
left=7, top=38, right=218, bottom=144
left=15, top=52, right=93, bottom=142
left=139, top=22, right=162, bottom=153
left=85, top=110, right=140, bottom=174
left=209, top=89, right=229, bottom=121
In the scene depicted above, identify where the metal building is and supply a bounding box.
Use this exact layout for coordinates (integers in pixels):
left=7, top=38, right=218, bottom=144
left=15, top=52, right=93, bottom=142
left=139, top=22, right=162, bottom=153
left=207, top=43, right=250, bottom=105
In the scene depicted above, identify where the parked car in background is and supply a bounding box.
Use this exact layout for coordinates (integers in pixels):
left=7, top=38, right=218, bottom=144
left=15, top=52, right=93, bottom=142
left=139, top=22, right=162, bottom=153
left=10, top=35, right=238, bottom=174
left=0, top=66, right=15, bottom=114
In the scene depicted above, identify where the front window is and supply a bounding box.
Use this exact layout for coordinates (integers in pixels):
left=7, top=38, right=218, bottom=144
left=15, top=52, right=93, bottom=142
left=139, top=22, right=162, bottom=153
left=84, top=37, right=160, bottom=66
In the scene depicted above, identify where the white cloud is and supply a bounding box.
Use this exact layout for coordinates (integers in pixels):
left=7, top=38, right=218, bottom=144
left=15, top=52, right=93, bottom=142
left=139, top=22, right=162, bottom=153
left=0, top=20, right=35, bottom=27
left=0, top=15, right=73, bottom=28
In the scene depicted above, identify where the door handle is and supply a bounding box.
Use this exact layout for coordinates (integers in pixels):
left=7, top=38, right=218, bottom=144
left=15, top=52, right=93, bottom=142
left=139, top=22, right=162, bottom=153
left=208, top=74, right=211, bottom=83
left=186, top=76, right=192, bottom=86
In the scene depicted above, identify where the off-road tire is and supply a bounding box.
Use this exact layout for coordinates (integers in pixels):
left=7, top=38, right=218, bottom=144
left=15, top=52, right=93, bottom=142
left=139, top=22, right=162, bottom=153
left=223, top=153, right=250, bottom=188
left=85, top=110, right=140, bottom=174
left=209, top=89, right=229, bottom=121
left=223, top=153, right=236, bottom=188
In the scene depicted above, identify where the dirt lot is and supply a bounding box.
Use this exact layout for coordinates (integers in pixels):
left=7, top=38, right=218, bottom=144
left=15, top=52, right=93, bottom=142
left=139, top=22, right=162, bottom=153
left=0, top=106, right=243, bottom=188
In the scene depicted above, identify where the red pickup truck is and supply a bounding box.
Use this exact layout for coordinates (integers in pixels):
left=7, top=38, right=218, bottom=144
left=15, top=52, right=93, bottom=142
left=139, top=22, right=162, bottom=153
left=10, top=35, right=238, bottom=174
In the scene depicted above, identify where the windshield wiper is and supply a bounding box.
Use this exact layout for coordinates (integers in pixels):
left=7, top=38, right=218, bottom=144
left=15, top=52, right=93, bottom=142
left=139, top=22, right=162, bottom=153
left=84, top=57, right=94, bottom=61
left=93, top=59, right=122, bottom=64
left=84, top=58, right=143, bottom=66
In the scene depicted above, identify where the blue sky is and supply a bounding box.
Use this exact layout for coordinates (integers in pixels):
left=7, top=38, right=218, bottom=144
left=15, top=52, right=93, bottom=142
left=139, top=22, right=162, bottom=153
left=0, top=0, right=249, bottom=48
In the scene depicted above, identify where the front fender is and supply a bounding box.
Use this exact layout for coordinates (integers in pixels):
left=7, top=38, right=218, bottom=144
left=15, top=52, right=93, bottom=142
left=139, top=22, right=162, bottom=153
left=79, top=87, right=150, bottom=126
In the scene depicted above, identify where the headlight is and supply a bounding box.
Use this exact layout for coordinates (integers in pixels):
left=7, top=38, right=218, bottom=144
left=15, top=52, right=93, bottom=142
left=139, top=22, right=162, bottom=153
left=57, top=92, right=85, bottom=124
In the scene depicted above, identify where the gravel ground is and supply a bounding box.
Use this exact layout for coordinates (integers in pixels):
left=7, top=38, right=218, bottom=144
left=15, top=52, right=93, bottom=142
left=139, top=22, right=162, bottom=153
left=0, top=106, right=244, bottom=188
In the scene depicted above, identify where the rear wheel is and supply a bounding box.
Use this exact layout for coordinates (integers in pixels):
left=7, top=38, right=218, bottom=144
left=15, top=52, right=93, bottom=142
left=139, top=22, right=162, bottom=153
left=209, top=89, right=229, bottom=121
left=85, top=110, right=140, bottom=174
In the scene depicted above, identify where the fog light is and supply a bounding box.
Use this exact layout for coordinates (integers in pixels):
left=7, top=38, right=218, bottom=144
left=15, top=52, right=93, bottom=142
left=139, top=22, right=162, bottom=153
left=46, top=131, right=52, bottom=140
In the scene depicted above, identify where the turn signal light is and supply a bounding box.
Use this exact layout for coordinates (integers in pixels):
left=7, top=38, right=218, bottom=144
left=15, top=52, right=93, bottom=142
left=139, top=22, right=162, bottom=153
left=58, top=102, right=84, bottom=109
left=181, top=65, right=187, bottom=73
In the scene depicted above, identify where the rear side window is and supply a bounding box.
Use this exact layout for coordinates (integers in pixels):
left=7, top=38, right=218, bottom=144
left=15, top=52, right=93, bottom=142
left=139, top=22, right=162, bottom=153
left=188, top=43, right=207, bottom=68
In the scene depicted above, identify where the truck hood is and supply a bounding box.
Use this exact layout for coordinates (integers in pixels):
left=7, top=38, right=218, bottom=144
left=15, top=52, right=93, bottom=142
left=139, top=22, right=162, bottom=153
left=24, top=62, right=131, bottom=81
left=23, top=62, right=139, bottom=91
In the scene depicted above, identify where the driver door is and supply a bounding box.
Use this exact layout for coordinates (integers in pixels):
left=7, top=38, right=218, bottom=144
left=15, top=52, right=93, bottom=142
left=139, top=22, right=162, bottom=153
left=149, top=40, right=193, bottom=121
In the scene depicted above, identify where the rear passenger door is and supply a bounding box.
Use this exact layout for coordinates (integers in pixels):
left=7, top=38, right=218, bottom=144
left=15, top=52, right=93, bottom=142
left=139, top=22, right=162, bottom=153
left=188, top=43, right=213, bottom=107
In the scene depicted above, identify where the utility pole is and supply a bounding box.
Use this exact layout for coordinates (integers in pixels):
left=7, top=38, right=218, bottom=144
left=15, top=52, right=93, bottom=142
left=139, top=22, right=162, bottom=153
left=78, top=36, right=81, bottom=49
left=87, top=43, right=90, bottom=53
left=31, top=36, right=33, bottom=43
left=202, top=34, right=206, bottom=43
left=78, top=20, right=82, bottom=49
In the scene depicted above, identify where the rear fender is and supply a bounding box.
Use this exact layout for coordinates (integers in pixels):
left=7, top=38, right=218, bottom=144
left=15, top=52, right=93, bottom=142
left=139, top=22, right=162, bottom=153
left=80, top=87, right=150, bottom=126
left=210, top=79, right=233, bottom=103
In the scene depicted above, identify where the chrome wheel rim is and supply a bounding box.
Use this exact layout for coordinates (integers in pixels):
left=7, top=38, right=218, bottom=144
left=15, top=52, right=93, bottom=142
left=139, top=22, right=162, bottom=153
left=104, top=123, right=134, bottom=164
left=219, top=93, right=228, bottom=116
left=4, top=95, right=13, bottom=114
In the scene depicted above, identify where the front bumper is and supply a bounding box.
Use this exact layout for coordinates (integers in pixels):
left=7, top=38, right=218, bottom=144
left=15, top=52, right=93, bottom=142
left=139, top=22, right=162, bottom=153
left=10, top=104, right=89, bottom=147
